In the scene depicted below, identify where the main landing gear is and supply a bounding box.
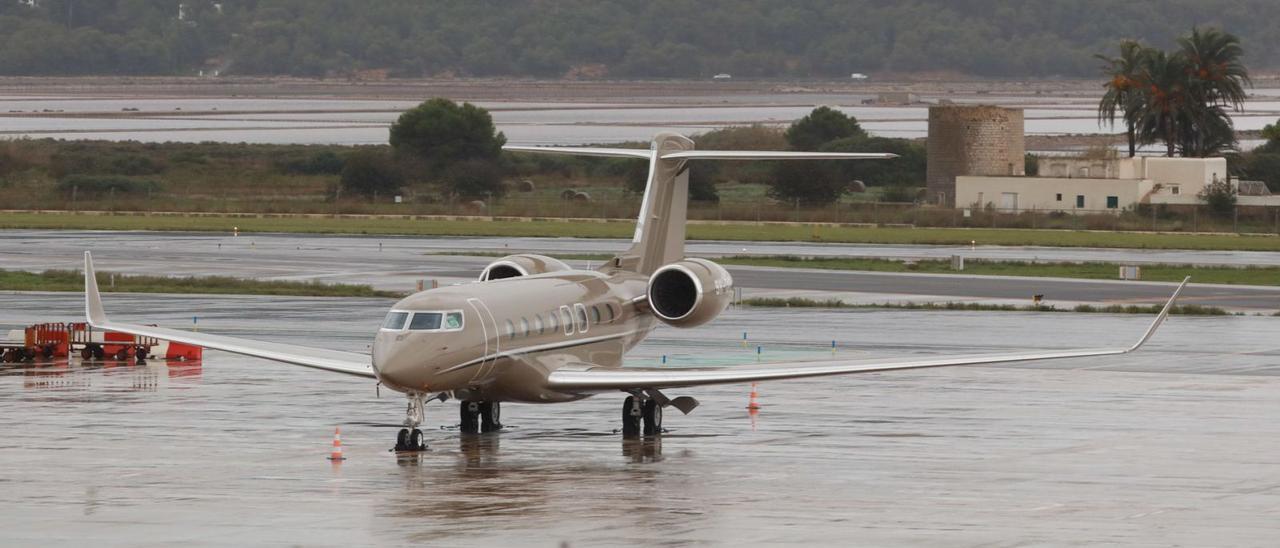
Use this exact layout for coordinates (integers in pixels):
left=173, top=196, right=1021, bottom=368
left=394, top=393, right=428, bottom=452
left=459, top=400, right=502, bottom=434
left=621, top=394, right=662, bottom=438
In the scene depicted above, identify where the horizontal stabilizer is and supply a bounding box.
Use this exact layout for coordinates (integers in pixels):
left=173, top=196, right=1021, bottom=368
left=660, top=150, right=896, bottom=160
left=502, top=145, right=895, bottom=161
left=502, top=145, right=653, bottom=159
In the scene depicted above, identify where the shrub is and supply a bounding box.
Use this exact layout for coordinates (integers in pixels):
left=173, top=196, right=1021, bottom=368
left=1198, top=178, right=1237, bottom=215
left=49, top=150, right=163, bottom=177
left=442, top=158, right=505, bottom=200
left=55, top=175, right=161, bottom=196
left=278, top=150, right=345, bottom=175
left=340, top=150, right=403, bottom=198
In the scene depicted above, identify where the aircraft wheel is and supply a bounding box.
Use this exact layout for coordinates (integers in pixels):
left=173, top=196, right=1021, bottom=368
left=642, top=399, right=663, bottom=436
left=480, top=402, right=502, bottom=432
left=460, top=401, right=480, bottom=434
left=395, top=428, right=410, bottom=451
left=408, top=429, right=426, bottom=451
left=80, top=347, right=93, bottom=360
left=115, top=348, right=129, bottom=361
left=92, top=346, right=105, bottom=360
left=42, top=345, right=55, bottom=359
left=621, top=396, right=642, bottom=438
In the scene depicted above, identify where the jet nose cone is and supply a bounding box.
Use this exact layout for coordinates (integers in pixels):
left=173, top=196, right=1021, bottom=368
left=373, top=339, right=429, bottom=392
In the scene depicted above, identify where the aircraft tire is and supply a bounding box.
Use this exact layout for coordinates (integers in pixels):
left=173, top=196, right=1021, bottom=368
left=480, top=402, right=502, bottom=432
left=621, top=396, right=642, bottom=438
left=408, top=429, right=425, bottom=450
left=395, top=428, right=410, bottom=451
left=642, top=399, right=662, bottom=436
left=460, top=401, right=480, bottom=434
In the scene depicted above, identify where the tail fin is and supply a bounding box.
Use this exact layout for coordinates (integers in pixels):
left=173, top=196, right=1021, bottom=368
left=504, top=132, right=895, bottom=274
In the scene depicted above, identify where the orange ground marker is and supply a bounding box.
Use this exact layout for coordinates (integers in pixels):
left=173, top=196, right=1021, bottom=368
left=327, top=427, right=346, bottom=461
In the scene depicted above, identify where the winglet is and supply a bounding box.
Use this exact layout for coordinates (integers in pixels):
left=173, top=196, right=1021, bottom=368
left=1126, top=276, right=1189, bottom=352
left=84, top=251, right=108, bottom=327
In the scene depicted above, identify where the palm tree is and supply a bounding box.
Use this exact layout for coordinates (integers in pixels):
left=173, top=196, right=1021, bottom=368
left=1096, top=40, right=1146, bottom=157
left=1176, top=27, right=1251, bottom=157
left=1178, top=27, right=1251, bottom=110
left=1133, top=49, right=1190, bottom=157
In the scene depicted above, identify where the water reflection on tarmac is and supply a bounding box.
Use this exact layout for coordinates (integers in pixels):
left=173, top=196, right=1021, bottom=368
left=2, top=293, right=1280, bottom=546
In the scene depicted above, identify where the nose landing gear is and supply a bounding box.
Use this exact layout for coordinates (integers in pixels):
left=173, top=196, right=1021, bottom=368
left=394, top=393, right=428, bottom=452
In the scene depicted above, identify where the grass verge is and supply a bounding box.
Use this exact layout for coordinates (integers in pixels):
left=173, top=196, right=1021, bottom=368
left=0, top=269, right=402, bottom=298
left=3, top=212, right=1278, bottom=251
left=741, top=297, right=1234, bottom=315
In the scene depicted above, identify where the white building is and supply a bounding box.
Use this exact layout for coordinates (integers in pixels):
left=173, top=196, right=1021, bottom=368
left=956, top=156, right=1279, bottom=213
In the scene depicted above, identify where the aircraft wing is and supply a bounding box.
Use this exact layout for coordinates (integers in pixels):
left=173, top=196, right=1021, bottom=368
left=546, top=278, right=1188, bottom=391
left=83, top=252, right=375, bottom=379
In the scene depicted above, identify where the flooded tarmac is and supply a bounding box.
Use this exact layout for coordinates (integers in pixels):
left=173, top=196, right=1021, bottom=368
left=2, top=292, right=1280, bottom=546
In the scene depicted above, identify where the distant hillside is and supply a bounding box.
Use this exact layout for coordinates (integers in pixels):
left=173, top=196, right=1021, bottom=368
left=1, top=0, right=1275, bottom=79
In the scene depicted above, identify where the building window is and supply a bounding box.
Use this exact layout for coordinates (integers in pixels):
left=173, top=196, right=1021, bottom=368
left=1055, top=193, right=1062, bottom=202
left=1171, top=186, right=1180, bottom=195
left=1076, top=195, right=1085, bottom=208
left=1106, top=196, right=1119, bottom=209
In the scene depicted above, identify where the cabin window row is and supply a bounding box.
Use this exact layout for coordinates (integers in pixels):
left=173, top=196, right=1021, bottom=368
left=502, top=302, right=618, bottom=341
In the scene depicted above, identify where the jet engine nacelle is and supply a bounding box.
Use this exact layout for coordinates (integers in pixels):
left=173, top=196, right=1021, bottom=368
left=478, top=254, right=572, bottom=281
left=646, top=258, right=734, bottom=328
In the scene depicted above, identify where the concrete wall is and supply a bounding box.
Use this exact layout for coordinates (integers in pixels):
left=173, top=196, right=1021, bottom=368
left=1038, top=157, right=1120, bottom=179
left=956, top=176, right=1146, bottom=213
left=926, top=105, right=1025, bottom=207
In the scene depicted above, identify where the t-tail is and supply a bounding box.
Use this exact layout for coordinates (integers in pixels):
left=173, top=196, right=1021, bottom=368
left=504, top=132, right=896, bottom=274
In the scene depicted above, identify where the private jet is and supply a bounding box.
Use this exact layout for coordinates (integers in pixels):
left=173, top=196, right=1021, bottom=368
left=83, top=132, right=1187, bottom=451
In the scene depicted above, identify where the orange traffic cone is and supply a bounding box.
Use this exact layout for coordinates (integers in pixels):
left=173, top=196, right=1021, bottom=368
left=746, top=382, right=761, bottom=410
left=327, top=427, right=346, bottom=461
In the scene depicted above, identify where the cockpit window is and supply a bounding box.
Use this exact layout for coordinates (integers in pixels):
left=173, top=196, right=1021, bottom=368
left=409, top=312, right=442, bottom=330
left=382, top=311, right=409, bottom=330
left=444, top=312, right=463, bottom=330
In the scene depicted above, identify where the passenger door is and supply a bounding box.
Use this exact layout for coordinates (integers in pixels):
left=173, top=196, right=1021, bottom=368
left=466, top=297, right=500, bottom=380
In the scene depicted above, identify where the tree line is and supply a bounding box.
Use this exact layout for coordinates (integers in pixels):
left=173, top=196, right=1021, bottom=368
left=3, top=0, right=1279, bottom=78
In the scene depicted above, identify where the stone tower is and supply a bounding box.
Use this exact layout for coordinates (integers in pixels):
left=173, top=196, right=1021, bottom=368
left=926, top=105, right=1025, bottom=206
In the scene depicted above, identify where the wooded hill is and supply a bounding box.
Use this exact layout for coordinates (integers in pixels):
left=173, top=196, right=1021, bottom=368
left=1, top=0, right=1275, bottom=78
